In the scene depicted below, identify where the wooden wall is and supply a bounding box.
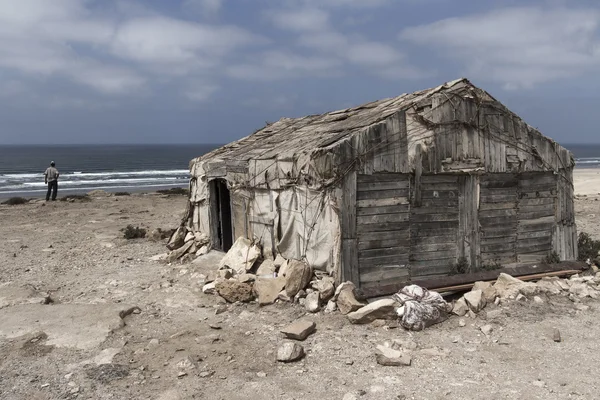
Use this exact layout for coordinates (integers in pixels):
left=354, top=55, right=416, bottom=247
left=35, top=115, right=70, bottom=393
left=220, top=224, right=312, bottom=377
left=350, top=170, right=574, bottom=293
left=355, top=173, right=410, bottom=289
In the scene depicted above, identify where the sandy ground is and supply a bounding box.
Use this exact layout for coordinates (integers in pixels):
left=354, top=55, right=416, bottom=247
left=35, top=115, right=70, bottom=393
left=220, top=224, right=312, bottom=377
left=0, top=171, right=599, bottom=400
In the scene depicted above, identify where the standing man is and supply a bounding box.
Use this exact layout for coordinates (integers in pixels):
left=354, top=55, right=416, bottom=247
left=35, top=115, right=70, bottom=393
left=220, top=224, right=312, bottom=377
left=44, top=161, right=60, bottom=201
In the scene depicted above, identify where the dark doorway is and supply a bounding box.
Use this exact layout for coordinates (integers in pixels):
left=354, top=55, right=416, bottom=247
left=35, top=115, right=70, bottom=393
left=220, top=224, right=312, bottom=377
left=210, top=179, right=233, bottom=252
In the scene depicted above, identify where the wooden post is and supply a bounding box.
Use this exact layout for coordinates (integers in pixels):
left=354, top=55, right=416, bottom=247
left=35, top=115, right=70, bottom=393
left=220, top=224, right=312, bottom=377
left=341, top=171, right=358, bottom=285
left=414, top=144, right=422, bottom=207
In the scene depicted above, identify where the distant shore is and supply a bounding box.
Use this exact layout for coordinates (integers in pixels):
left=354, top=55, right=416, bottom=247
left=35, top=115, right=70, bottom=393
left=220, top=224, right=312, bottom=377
left=0, top=183, right=188, bottom=200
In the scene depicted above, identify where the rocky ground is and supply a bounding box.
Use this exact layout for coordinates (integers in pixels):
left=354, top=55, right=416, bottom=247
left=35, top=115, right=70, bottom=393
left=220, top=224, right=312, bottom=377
left=1, top=191, right=600, bottom=400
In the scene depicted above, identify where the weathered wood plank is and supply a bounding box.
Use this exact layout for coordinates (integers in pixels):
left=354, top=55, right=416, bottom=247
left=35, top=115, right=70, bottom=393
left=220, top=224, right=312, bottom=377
left=411, top=242, right=456, bottom=253
left=357, top=189, right=409, bottom=200
left=410, top=264, right=453, bottom=278
left=358, top=222, right=410, bottom=233
left=357, top=205, right=409, bottom=216
left=479, top=209, right=517, bottom=218
left=357, top=197, right=409, bottom=208
left=358, top=230, right=410, bottom=241
left=359, top=247, right=410, bottom=258
left=517, top=243, right=553, bottom=254
left=409, top=213, right=459, bottom=223
left=357, top=180, right=409, bottom=191
left=414, top=144, right=422, bottom=206
left=479, top=202, right=516, bottom=211
left=410, top=250, right=457, bottom=261
left=341, top=171, right=357, bottom=239
left=360, top=265, right=409, bottom=282
left=357, top=173, right=409, bottom=183
left=480, top=227, right=517, bottom=238
left=342, top=238, right=358, bottom=284
left=421, top=175, right=459, bottom=184
left=518, top=204, right=555, bottom=214
left=481, top=242, right=517, bottom=253
left=480, top=194, right=517, bottom=203
left=518, top=190, right=556, bottom=199
left=518, top=211, right=555, bottom=220
left=358, top=237, right=410, bottom=250
left=519, top=198, right=555, bottom=207
left=359, top=255, right=410, bottom=267
left=357, top=213, right=410, bottom=225
left=360, top=275, right=409, bottom=289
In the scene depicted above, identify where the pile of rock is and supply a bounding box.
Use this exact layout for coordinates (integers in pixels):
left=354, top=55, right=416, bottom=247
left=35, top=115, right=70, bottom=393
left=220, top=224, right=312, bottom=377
left=451, top=272, right=600, bottom=317
left=165, top=226, right=211, bottom=263
left=198, top=238, right=353, bottom=312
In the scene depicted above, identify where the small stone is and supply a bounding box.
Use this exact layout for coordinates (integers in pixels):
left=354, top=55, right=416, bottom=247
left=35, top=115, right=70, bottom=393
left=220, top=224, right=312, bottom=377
left=480, top=324, right=493, bottom=336
left=375, top=345, right=411, bottom=366
left=237, top=273, right=256, bottom=283
left=575, top=304, right=590, bottom=311
left=256, top=259, right=276, bottom=276
left=177, top=371, right=187, bottom=378
left=371, top=319, right=386, bottom=328
left=342, top=393, right=358, bottom=400
left=277, top=342, right=305, bottom=362
left=277, top=290, right=292, bottom=302
left=347, top=299, right=398, bottom=324
left=312, top=277, right=335, bottom=302
left=214, top=305, right=228, bottom=315
left=202, top=282, right=217, bottom=294
left=217, top=268, right=234, bottom=280
left=215, top=280, right=254, bottom=303
left=533, top=296, right=544, bottom=304
left=553, top=329, right=562, bottom=343
left=516, top=293, right=526, bottom=301
left=532, top=380, right=546, bottom=388
left=209, top=323, right=222, bottom=330
left=458, top=319, right=466, bottom=327
left=284, top=260, right=313, bottom=298
left=464, top=290, right=486, bottom=313
left=256, top=372, right=267, bottom=378
left=325, top=300, right=337, bottom=313
left=254, top=276, right=287, bottom=306
left=199, top=371, right=214, bottom=378
left=336, top=288, right=364, bottom=315
left=148, top=339, right=159, bottom=347
left=452, top=297, right=469, bottom=316
left=305, top=291, right=321, bottom=313
left=333, top=282, right=356, bottom=301
left=280, top=320, right=316, bottom=341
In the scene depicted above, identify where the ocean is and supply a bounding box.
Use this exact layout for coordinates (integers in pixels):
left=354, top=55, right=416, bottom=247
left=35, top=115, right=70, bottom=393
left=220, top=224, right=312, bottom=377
left=0, top=144, right=219, bottom=198
left=0, top=143, right=598, bottom=198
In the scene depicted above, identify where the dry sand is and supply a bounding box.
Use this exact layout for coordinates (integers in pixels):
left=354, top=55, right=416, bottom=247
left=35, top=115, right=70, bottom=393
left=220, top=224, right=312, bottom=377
left=0, top=171, right=599, bottom=400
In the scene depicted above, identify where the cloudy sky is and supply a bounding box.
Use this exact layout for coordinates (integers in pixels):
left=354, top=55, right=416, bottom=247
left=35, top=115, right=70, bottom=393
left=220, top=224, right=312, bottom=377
left=1, top=0, right=599, bottom=145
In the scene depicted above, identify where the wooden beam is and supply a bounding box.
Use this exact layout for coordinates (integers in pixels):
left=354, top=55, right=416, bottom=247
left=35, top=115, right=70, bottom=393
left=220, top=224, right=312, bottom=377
left=360, top=261, right=587, bottom=298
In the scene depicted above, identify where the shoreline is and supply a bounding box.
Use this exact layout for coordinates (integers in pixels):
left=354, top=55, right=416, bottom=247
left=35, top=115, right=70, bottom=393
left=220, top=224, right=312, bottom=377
left=0, top=183, right=188, bottom=200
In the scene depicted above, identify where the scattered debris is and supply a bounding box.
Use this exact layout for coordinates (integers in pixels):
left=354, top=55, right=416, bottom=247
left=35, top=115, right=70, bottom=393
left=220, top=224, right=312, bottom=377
left=277, top=342, right=305, bottom=362
left=553, top=329, right=562, bottom=343
left=347, top=299, right=398, bottom=324
left=375, top=345, right=411, bottom=367
left=480, top=325, right=493, bottom=336
left=280, top=320, right=316, bottom=341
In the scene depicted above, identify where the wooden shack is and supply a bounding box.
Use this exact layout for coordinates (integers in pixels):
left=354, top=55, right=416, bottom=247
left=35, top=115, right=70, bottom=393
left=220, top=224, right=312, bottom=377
left=182, top=78, right=577, bottom=296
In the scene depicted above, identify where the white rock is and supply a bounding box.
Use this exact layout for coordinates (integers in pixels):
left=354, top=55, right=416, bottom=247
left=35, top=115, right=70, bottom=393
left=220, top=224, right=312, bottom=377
left=480, top=324, right=493, bottom=335
left=464, top=290, right=486, bottom=313
left=305, top=292, right=321, bottom=313
left=324, top=300, right=337, bottom=313
left=375, top=345, right=411, bottom=366
left=452, top=297, right=469, bottom=316
left=533, top=296, right=544, bottom=304
left=202, top=282, right=217, bottom=294
left=277, top=342, right=305, bottom=362
left=347, top=299, right=398, bottom=324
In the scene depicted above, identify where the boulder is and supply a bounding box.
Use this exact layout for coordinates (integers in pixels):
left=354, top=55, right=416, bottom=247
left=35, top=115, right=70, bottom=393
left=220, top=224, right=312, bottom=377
left=464, top=290, right=486, bottom=313
left=347, top=299, right=398, bottom=324
left=277, top=342, right=305, bottom=362
left=280, top=320, right=316, bottom=341
left=254, top=277, right=286, bottom=306
left=336, top=288, right=364, bottom=315
left=324, top=300, right=337, bottom=313
left=219, top=237, right=261, bottom=274
left=452, top=297, right=469, bottom=316
left=215, top=281, right=254, bottom=303
left=312, top=277, right=335, bottom=302
left=285, top=260, right=313, bottom=297
left=256, top=259, right=276, bottom=276
left=375, top=346, right=411, bottom=367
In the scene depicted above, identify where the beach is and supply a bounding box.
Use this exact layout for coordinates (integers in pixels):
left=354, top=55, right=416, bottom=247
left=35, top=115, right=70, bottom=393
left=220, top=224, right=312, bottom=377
left=0, top=171, right=599, bottom=399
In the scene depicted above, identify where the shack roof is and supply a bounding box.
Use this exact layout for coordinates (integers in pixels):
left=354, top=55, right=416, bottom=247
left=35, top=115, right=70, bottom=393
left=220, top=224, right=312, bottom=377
left=194, top=78, right=562, bottom=165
